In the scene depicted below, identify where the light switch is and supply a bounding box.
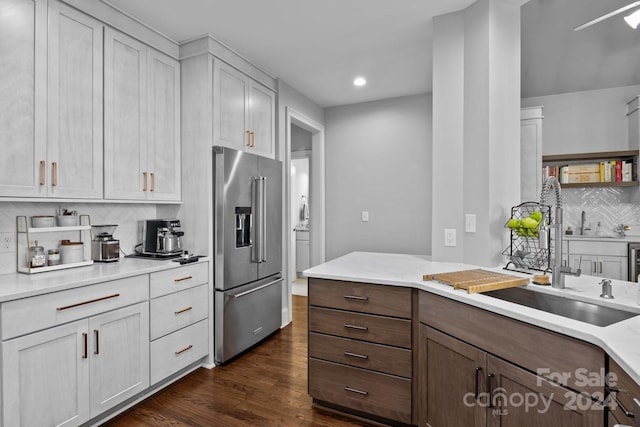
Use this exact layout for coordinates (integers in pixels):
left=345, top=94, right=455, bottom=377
left=465, top=214, right=476, bottom=233
left=361, top=211, right=369, bottom=222
left=444, top=229, right=456, bottom=247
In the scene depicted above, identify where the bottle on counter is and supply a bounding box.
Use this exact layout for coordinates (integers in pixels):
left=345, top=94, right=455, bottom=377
left=29, top=240, right=46, bottom=268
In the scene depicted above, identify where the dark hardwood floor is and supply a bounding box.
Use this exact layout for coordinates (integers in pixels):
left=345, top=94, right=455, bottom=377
left=104, top=295, right=371, bottom=426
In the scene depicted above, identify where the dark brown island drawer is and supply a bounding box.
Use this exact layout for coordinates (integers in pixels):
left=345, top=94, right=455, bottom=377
left=309, top=306, right=412, bottom=349
left=309, top=278, right=411, bottom=318
left=309, top=332, right=412, bottom=378
left=608, top=358, right=640, bottom=426
left=309, top=358, right=412, bottom=425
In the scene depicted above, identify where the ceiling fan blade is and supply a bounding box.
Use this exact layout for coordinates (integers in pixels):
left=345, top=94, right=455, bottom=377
left=574, top=1, right=640, bottom=31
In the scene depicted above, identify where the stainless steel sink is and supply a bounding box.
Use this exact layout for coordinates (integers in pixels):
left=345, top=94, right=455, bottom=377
left=483, top=287, right=639, bottom=327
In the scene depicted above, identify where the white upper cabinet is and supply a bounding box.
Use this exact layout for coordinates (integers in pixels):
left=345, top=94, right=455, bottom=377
left=213, top=59, right=275, bottom=158
left=520, top=107, right=543, bottom=203
left=104, top=28, right=180, bottom=201
left=48, top=0, right=103, bottom=199
left=0, top=0, right=103, bottom=199
left=0, top=0, right=47, bottom=197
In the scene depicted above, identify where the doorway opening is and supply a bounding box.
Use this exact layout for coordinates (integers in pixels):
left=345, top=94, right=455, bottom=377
left=285, top=107, right=325, bottom=322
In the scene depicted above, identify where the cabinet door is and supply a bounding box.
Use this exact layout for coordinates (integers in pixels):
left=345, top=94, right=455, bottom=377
left=104, top=27, right=147, bottom=200
left=48, top=0, right=103, bottom=199
left=420, top=326, right=487, bottom=427
left=213, top=59, right=248, bottom=150
left=570, top=254, right=597, bottom=276
left=248, top=80, right=275, bottom=158
left=147, top=48, right=181, bottom=200
left=89, top=302, right=149, bottom=417
left=2, top=320, right=90, bottom=427
left=487, top=355, right=602, bottom=427
left=0, top=0, right=47, bottom=197
left=520, top=108, right=543, bottom=203
left=599, top=255, right=627, bottom=281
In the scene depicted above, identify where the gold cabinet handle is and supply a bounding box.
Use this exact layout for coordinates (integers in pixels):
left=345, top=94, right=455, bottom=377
left=52, top=161, right=58, bottom=186
left=174, top=306, right=193, bottom=315
left=174, top=275, right=193, bottom=283
left=94, top=329, right=99, bottom=355
left=56, top=293, right=120, bottom=311
left=150, top=172, right=155, bottom=192
left=175, top=344, right=193, bottom=355
left=246, top=130, right=251, bottom=146
left=250, top=131, right=255, bottom=147
left=82, top=332, right=88, bottom=359
left=40, top=160, right=46, bottom=185
left=143, top=172, right=148, bottom=191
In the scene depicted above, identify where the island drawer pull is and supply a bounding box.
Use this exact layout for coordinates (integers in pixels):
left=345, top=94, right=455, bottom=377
left=607, top=386, right=636, bottom=418
left=174, top=275, right=193, bottom=283
left=343, top=324, right=368, bottom=331
left=56, top=293, right=120, bottom=311
left=175, top=344, right=193, bottom=355
left=474, top=367, right=482, bottom=399
left=344, top=351, right=368, bottom=359
left=344, top=386, right=368, bottom=396
left=343, top=295, right=368, bottom=301
left=174, top=306, right=193, bottom=315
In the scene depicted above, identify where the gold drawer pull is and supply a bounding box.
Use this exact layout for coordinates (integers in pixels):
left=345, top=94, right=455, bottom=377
left=143, top=172, right=148, bottom=191
left=344, top=386, right=368, bottom=396
left=174, top=275, right=193, bottom=282
left=150, top=172, right=155, bottom=192
left=52, top=161, right=58, bottom=186
left=56, top=293, right=120, bottom=311
left=175, top=344, right=193, bottom=355
left=343, top=324, right=368, bottom=331
left=40, top=160, right=46, bottom=185
left=343, top=295, right=368, bottom=301
left=174, top=306, right=193, bottom=315
left=344, top=351, right=368, bottom=360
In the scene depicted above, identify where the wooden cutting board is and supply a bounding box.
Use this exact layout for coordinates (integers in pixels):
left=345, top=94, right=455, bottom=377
left=422, top=269, right=529, bottom=294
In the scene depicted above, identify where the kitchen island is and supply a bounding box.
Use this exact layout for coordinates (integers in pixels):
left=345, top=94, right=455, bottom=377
left=304, top=252, right=640, bottom=427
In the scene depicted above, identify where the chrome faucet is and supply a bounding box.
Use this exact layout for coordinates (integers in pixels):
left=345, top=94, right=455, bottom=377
left=539, top=176, right=581, bottom=289
left=580, top=211, right=586, bottom=235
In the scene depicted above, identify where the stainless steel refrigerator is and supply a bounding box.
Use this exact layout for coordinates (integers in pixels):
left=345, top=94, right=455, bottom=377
left=213, top=146, right=283, bottom=364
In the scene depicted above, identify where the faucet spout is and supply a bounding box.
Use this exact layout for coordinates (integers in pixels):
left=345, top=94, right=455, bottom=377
left=540, top=176, right=581, bottom=289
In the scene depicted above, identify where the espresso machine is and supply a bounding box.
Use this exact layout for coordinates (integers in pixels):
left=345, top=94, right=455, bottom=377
left=140, top=219, right=184, bottom=257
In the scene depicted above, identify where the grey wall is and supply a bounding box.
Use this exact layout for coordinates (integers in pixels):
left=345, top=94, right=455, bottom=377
left=324, top=94, right=432, bottom=260
left=291, top=124, right=312, bottom=152
left=522, top=84, right=640, bottom=154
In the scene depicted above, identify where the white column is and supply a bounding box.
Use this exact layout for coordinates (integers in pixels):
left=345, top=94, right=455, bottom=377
left=432, top=0, right=522, bottom=267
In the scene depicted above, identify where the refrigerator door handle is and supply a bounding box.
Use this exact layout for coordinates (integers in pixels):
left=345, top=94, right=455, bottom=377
left=232, top=278, right=282, bottom=299
left=253, top=176, right=267, bottom=263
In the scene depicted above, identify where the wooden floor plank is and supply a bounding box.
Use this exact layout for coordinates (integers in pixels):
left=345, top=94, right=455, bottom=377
left=104, top=295, right=371, bottom=426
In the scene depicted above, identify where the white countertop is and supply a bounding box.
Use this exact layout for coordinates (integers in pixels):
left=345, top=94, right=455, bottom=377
left=0, top=256, right=209, bottom=303
left=304, top=251, right=640, bottom=385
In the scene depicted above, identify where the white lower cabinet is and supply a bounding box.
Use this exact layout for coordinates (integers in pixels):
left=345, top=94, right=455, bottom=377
left=2, top=302, right=149, bottom=426
left=567, top=240, right=628, bottom=280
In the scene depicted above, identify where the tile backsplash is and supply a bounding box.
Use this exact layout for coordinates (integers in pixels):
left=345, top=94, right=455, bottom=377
left=561, top=187, right=640, bottom=237
left=0, top=202, right=157, bottom=275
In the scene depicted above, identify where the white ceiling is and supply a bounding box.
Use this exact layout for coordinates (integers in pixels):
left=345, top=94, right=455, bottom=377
left=105, top=0, right=640, bottom=107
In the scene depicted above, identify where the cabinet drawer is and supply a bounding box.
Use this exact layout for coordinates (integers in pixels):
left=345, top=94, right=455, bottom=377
left=309, top=332, right=412, bottom=378
left=309, top=278, right=411, bottom=318
left=1, top=275, right=149, bottom=340
left=150, top=284, right=208, bottom=340
left=608, top=358, right=640, bottom=426
left=150, top=319, right=208, bottom=385
left=309, top=358, right=412, bottom=424
left=419, top=291, right=604, bottom=396
left=309, top=307, right=411, bottom=349
left=150, top=262, right=208, bottom=299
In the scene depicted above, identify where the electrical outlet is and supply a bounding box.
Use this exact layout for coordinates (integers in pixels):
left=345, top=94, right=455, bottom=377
left=465, top=214, right=476, bottom=233
left=361, top=211, right=369, bottom=222
left=0, top=232, right=13, bottom=253
left=444, top=229, right=456, bottom=247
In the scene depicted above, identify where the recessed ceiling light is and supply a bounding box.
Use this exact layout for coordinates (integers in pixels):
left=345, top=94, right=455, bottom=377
left=353, top=77, right=367, bottom=87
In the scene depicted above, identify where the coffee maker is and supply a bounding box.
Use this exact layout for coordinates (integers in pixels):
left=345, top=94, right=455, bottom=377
left=141, top=219, right=184, bottom=256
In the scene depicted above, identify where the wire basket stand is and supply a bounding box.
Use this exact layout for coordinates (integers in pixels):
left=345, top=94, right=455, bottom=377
left=503, top=202, right=552, bottom=273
